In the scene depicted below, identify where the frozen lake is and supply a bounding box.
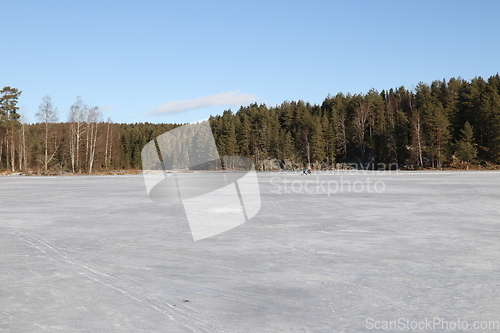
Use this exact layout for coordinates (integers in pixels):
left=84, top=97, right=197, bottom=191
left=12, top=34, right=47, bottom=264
left=1, top=171, right=500, bottom=332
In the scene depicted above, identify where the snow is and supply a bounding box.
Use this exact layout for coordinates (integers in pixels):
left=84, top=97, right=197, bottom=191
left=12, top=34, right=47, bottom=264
left=1, top=171, right=500, bottom=332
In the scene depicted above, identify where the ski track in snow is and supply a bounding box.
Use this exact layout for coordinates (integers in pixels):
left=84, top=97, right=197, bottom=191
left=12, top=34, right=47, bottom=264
left=10, top=231, right=228, bottom=333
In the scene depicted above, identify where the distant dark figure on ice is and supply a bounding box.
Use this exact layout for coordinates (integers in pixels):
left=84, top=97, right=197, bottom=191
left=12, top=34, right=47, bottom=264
left=302, top=168, right=311, bottom=175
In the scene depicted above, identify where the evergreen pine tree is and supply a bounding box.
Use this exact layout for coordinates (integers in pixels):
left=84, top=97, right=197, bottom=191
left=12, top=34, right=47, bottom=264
left=455, top=121, right=477, bottom=168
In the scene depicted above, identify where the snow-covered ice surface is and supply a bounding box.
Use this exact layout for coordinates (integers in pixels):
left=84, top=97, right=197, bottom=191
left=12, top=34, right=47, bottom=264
left=1, top=171, right=499, bottom=332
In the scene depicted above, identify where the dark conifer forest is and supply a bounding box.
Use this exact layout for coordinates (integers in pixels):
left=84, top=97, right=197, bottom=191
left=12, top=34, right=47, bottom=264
left=1, top=75, right=500, bottom=173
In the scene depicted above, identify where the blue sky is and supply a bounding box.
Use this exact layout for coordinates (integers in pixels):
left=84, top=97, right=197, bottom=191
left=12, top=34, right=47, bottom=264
left=2, top=0, right=499, bottom=124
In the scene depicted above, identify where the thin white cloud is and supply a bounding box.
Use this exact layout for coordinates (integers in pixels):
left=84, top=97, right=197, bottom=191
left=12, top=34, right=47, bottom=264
left=98, top=105, right=115, bottom=122
left=148, top=91, right=258, bottom=117
left=99, top=105, right=115, bottom=112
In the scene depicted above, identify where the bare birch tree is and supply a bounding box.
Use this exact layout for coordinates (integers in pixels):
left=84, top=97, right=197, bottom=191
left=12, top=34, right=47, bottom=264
left=18, top=107, right=28, bottom=171
left=87, top=106, right=102, bottom=173
left=35, top=96, right=59, bottom=173
left=69, top=97, right=86, bottom=173
left=411, top=109, right=424, bottom=168
left=104, top=117, right=113, bottom=169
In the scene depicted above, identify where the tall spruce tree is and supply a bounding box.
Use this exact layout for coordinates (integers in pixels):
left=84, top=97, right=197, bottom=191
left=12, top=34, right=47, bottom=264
left=455, top=121, right=477, bottom=168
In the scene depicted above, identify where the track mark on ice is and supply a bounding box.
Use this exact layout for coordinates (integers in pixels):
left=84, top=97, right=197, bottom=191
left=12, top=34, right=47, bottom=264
left=333, top=229, right=371, bottom=233
left=12, top=232, right=228, bottom=333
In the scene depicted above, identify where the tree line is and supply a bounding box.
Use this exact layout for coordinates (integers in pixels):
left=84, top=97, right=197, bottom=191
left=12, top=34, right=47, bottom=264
left=0, top=89, right=178, bottom=173
left=1, top=74, right=499, bottom=173
left=211, top=75, right=500, bottom=170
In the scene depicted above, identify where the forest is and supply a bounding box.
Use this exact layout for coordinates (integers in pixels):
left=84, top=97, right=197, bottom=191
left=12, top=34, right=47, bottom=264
left=1, top=74, right=499, bottom=174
